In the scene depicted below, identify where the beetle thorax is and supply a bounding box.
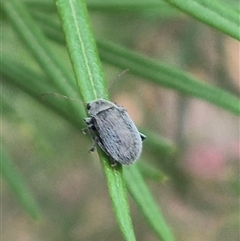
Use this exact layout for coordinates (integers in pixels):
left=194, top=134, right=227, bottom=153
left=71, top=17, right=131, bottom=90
left=87, top=98, right=116, bottom=116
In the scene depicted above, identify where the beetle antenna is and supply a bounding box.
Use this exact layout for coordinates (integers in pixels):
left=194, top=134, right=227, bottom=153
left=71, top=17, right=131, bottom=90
left=108, top=69, right=129, bottom=92
left=116, top=69, right=129, bottom=80
left=101, top=69, right=129, bottom=98
left=40, top=93, right=83, bottom=103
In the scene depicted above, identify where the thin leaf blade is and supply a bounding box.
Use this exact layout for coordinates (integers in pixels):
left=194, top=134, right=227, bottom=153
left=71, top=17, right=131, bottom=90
left=55, top=0, right=136, bottom=240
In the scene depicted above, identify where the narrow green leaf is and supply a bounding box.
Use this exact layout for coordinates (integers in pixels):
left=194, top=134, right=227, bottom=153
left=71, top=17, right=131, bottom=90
left=1, top=149, right=41, bottom=219
left=137, top=161, right=167, bottom=181
left=162, top=0, right=240, bottom=40
left=19, top=5, right=239, bottom=116
left=3, top=40, right=177, bottom=240
left=3, top=1, right=136, bottom=238
left=1, top=57, right=85, bottom=129
left=2, top=0, right=75, bottom=96
left=86, top=0, right=171, bottom=11
left=97, top=40, right=240, bottom=116
left=124, top=166, right=175, bottom=241
left=3, top=51, right=176, bottom=240
left=55, top=0, right=136, bottom=240
left=2, top=54, right=175, bottom=161
left=141, top=128, right=176, bottom=156
left=24, top=0, right=171, bottom=12
left=55, top=0, right=105, bottom=101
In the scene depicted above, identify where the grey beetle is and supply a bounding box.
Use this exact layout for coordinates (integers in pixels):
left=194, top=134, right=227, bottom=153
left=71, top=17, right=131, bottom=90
left=84, top=98, right=146, bottom=166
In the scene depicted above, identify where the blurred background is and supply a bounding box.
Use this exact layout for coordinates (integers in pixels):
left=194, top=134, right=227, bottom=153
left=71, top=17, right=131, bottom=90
left=2, top=0, right=239, bottom=241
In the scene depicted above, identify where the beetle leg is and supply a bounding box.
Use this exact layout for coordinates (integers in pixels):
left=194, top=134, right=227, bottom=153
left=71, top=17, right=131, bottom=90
left=88, top=130, right=98, bottom=152
left=82, top=126, right=96, bottom=134
left=92, top=136, right=118, bottom=165
left=85, top=128, right=119, bottom=167
left=84, top=128, right=98, bottom=153
left=93, top=136, right=109, bottom=154
left=84, top=117, right=97, bottom=131
left=93, top=137, right=118, bottom=166
left=87, top=133, right=108, bottom=155
left=95, top=138, right=118, bottom=167
left=84, top=117, right=92, bottom=124
left=140, top=133, right=146, bottom=141
left=110, top=158, right=118, bottom=167
left=88, top=141, right=97, bottom=153
left=82, top=128, right=89, bottom=134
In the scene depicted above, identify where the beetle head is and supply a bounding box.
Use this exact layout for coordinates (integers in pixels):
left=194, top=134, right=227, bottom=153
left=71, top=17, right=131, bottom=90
left=86, top=99, right=115, bottom=116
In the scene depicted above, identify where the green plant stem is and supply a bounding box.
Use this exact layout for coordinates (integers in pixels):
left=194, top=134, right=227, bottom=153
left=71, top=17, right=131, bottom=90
left=1, top=149, right=41, bottom=219
left=2, top=0, right=76, bottom=97
left=125, top=166, right=175, bottom=241
left=21, top=7, right=240, bottom=116
left=55, top=0, right=136, bottom=240
left=162, top=0, right=240, bottom=40
left=97, top=40, right=240, bottom=116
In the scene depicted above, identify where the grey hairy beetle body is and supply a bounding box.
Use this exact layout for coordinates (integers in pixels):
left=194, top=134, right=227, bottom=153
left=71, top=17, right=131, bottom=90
left=84, top=98, right=146, bottom=166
